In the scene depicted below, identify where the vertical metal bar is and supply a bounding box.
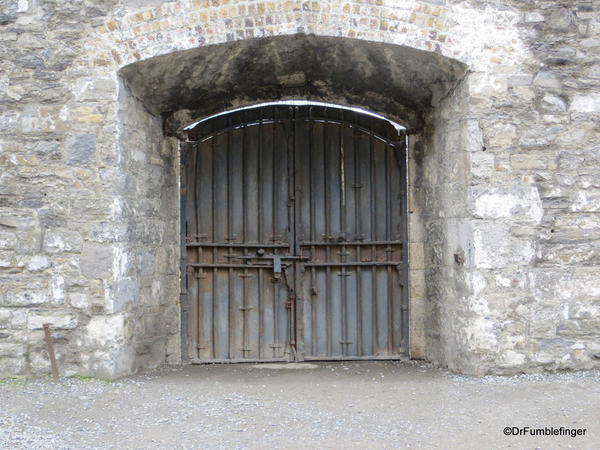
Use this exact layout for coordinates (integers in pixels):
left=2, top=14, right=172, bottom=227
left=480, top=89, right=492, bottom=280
left=272, top=106, right=279, bottom=356
left=211, top=126, right=217, bottom=359
left=272, top=106, right=278, bottom=242
left=258, top=108, right=263, bottom=241
left=290, top=105, right=298, bottom=359
left=290, top=105, right=297, bottom=250
left=258, top=267, right=263, bottom=359
left=339, top=109, right=346, bottom=227
left=274, top=275, right=279, bottom=357
left=43, top=323, right=59, bottom=380
left=369, top=118, right=378, bottom=354
left=311, top=264, right=316, bottom=355
left=323, top=108, right=332, bottom=356
left=339, top=109, right=347, bottom=356
left=194, top=136, right=201, bottom=358
left=308, top=107, right=315, bottom=358
left=226, top=115, right=233, bottom=359
left=353, top=113, right=363, bottom=356
left=385, top=130, right=393, bottom=354
left=186, top=146, right=199, bottom=360
left=242, top=111, right=248, bottom=358
left=309, top=107, right=314, bottom=242
left=400, top=135, right=410, bottom=351
left=369, top=117, right=376, bottom=240
left=257, top=110, right=263, bottom=358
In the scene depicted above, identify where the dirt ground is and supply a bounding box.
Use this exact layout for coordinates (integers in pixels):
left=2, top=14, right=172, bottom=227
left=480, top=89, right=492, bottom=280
left=0, top=361, right=598, bottom=449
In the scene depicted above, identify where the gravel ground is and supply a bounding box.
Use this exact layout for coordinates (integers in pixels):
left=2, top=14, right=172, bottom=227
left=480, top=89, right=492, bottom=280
left=0, top=361, right=599, bottom=449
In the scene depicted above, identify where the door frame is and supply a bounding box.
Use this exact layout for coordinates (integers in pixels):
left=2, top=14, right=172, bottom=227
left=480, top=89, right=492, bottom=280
left=179, top=103, right=409, bottom=363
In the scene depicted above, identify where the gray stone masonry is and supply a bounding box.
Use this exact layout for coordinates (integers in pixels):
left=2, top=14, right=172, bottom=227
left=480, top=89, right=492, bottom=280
left=0, top=0, right=599, bottom=378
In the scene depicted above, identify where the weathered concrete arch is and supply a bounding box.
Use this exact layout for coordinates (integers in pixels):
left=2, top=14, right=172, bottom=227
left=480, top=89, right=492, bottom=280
left=119, top=34, right=467, bottom=132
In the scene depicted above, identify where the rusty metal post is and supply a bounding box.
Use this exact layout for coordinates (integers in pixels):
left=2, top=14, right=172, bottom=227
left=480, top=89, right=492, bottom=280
left=42, top=323, right=60, bottom=380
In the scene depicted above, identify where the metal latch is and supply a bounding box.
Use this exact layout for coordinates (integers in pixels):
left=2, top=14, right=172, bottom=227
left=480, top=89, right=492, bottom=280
left=235, top=253, right=307, bottom=274
left=273, top=255, right=282, bottom=273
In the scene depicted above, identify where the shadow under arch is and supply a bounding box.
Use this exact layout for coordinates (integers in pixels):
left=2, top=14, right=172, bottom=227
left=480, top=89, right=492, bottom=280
left=119, top=34, right=467, bottom=134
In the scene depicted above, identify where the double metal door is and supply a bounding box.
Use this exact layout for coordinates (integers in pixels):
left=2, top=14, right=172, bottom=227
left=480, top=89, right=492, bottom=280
left=181, top=105, right=408, bottom=363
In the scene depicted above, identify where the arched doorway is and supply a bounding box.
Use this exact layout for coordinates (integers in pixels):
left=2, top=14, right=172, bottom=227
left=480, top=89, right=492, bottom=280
left=181, top=102, right=408, bottom=362
left=116, top=33, right=469, bottom=375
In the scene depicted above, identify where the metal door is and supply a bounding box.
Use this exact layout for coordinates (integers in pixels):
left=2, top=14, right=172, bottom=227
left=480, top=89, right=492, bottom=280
left=181, top=105, right=407, bottom=363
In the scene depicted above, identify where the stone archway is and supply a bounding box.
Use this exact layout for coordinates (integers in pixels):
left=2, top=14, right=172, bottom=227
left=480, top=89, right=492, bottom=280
left=72, top=1, right=549, bottom=378
left=115, top=33, right=469, bottom=375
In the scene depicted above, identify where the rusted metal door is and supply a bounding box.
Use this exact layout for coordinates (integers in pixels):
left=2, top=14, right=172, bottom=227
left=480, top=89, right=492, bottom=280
left=182, top=105, right=407, bottom=363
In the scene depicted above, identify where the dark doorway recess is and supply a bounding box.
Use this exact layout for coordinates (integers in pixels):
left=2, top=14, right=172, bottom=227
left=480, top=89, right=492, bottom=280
left=181, top=104, right=408, bottom=363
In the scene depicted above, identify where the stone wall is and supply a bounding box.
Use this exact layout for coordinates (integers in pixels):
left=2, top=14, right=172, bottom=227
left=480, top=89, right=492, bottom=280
left=0, top=0, right=180, bottom=378
left=1, top=0, right=599, bottom=378
left=412, top=0, right=600, bottom=374
left=114, top=81, right=180, bottom=375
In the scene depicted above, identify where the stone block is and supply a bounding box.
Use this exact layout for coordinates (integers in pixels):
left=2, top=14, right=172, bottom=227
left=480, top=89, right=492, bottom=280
left=484, top=123, right=517, bottom=148
left=510, top=152, right=557, bottom=170
left=85, top=314, right=125, bottom=347
left=546, top=6, right=573, bottom=31
left=69, top=292, right=89, bottom=309
left=109, top=279, right=140, bottom=313
left=498, top=350, right=526, bottom=368
left=472, top=222, right=535, bottom=269
left=571, top=189, right=600, bottom=212
left=0, top=343, right=27, bottom=357
left=524, top=12, right=544, bottom=23
left=471, top=186, right=543, bottom=223
left=26, top=255, right=51, bottom=272
left=533, top=71, right=561, bottom=89
left=570, top=94, right=600, bottom=112
left=0, top=231, right=17, bottom=250
left=0, top=358, right=26, bottom=376
left=541, top=94, right=567, bottom=112
left=558, top=319, right=600, bottom=338
left=67, top=133, right=97, bottom=164
left=42, top=230, right=83, bottom=254
left=470, top=152, right=494, bottom=178
left=409, top=269, right=426, bottom=298
left=3, top=284, right=48, bottom=307
left=80, top=243, right=113, bottom=279
left=28, top=349, right=51, bottom=371
left=409, top=242, right=425, bottom=270
left=0, top=214, right=34, bottom=228
left=27, top=311, right=78, bottom=330
left=507, top=74, right=533, bottom=87
left=541, top=242, right=600, bottom=266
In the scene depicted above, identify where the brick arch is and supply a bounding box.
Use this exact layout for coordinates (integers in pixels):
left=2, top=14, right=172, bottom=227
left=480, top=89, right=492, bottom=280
left=87, top=0, right=526, bottom=73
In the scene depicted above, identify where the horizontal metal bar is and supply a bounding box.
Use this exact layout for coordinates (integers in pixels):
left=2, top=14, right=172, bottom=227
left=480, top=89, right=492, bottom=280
left=188, top=263, right=290, bottom=269
left=302, top=354, right=407, bottom=361
left=300, top=240, right=402, bottom=246
left=303, top=261, right=401, bottom=267
left=235, top=255, right=308, bottom=260
left=186, top=243, right=290, bottom=248
left=190, top=358, right=288, bottom=364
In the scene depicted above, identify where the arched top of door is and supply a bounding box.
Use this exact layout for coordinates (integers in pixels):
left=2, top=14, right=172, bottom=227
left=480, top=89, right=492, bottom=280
left=182, top=100, right=406, bottom=145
